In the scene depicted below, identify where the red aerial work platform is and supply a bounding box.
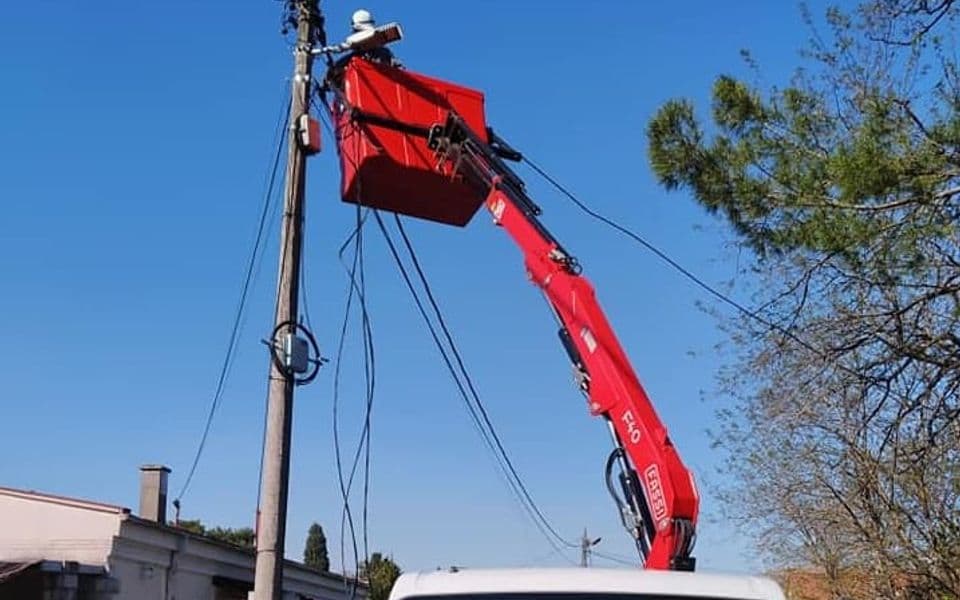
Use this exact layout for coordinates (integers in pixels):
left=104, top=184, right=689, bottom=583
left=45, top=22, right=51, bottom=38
left=335, top=58, right=488, bottom=226
left=330, top=55, right=699, bottom=571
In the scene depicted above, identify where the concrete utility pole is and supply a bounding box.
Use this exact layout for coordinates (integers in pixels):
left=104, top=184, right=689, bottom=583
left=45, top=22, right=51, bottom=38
left=253, top=2, right=318, bottom=599
left=580, top=529, right=601, bottom=568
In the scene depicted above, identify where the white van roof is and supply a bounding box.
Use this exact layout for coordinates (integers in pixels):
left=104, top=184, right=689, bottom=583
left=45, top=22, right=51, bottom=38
left=389, top=568, right=784, bottom=600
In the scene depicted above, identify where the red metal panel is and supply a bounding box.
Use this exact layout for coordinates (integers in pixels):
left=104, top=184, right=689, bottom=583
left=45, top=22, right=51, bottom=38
left=335, top=58, right=488, bottom=226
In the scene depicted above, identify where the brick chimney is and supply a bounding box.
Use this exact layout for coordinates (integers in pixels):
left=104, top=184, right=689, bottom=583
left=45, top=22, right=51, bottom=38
left=139, top=464, right=171, bottom=523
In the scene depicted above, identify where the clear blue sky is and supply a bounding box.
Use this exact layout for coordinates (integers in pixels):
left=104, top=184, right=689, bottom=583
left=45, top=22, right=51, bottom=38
left=0, top=0, right=828, bottom=575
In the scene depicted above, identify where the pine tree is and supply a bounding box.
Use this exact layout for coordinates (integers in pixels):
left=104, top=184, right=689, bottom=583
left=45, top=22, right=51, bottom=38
left=303, top=522, right=330, bottom=571
left=647, top=1, right=960, bottom=595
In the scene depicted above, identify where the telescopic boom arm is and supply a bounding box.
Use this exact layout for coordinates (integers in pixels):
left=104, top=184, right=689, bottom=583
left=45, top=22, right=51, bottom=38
left=426, top=115, right=699, bottom=571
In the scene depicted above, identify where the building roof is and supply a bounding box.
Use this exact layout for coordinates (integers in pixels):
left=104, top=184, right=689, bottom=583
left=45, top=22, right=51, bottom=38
left=391, top=568, right=785, bottom=600
left=0, top=485, right=357, bottom=586
left=0, top=486, right=128, bottom=515
left=125, top=515, right=361, bottom=586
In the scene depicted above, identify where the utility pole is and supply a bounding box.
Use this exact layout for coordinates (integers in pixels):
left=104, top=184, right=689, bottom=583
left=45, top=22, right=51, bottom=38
left=580, top=529, right=601, bottom=568
left=253, top=2, right=319, bottom=599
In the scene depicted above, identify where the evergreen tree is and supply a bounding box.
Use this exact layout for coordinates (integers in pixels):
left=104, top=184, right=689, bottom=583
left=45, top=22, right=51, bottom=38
left=207, top=526, right=255, bottom=548
left=303, top=522, right=330, bottom=571
left=171, top=519, right=255, bottom=549
left=647, top=1, right=960, bottom=596
left=361, top=552, right=401, bottom=600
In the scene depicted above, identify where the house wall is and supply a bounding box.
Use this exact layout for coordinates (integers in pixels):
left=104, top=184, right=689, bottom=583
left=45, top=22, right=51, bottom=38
left=0, top=490, right=121, bottom=565
left=0, top=489, right=363, bottom=600
left=114, top=519, right=361, bottom=600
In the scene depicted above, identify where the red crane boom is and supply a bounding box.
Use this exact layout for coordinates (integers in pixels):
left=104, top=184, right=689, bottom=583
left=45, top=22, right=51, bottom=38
left=425, top=116, right=699, bottom=571
left=329, top=58, right=699, bottom=571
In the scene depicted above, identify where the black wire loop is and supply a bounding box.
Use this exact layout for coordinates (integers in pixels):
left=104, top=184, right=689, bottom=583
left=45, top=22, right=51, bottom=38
left=268, top=319, right=323, bottom=385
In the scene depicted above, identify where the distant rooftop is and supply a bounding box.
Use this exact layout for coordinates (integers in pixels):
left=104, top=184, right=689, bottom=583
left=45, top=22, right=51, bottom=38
left=0, top=485, right=129, bottom=515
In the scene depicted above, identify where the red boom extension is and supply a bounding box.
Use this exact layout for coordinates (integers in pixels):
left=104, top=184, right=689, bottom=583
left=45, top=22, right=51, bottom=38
left=330, top=58, right=699, bottom=570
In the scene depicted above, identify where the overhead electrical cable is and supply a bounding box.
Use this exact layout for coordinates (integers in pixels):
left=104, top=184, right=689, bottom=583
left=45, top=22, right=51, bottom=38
left=256, top=88, right=296, bottom=515
left=520, top=157, right=790, bottom=336
left=371, top=212, right=509, bottom=474
left=373, top=211, right=577, bottom=563
left=330, top=122, right=377, bottom=589
left=392, top=214, right=579, bottom=551
left=177, top=89, right=290, bottom=503
left=318, top=91, right=575, bottom=562
left=316, top=101, right=366, bottom=583
left=331, top=221, right=362, bottom=584
left=592, top=550, right=638, bottom=566
left=342, top=201, right=376, bottom=567
left=357, top=204, right=374, bottom=567
left=295, top=161, right=371, bottom=578
left=520, top=155, right=889, bottom=389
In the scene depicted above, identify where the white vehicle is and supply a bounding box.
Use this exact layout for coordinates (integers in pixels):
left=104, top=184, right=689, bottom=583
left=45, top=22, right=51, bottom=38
left=389, top=568, right=785, bottom=600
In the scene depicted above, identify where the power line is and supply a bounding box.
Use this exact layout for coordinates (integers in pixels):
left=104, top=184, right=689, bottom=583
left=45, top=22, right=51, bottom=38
left=256, top=86, right=294, bottom=516
left=521, top=157, right=788, bottom=336
left=592, top=550, right=637, bottom=566
left=297, top=194, right=374, bottom=579
left=373, top=213, right=561, bottom=550
left=521, top=546, right=579, bottom=567
left=342, top=204, right=376, bottom=565
left=520, top=155, right=885, bottom=384
left=317, top=94, right=575, bottom=561
left=357, top=206, right=374, bottom=566
left=329, top=115, right=376, bottom=588
left=373, top=211, right=575, bottom=561
left=317, top=104, right=380, bottom=587
left=177, top=89, right=290, bottom=503
left=392, top=214, right=578, bottom=550
left=331, top=220, right=361, bottom=584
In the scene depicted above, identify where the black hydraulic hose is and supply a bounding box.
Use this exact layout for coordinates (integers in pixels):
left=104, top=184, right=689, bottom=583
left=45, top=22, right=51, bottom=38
left=605, top=448, right=629, bottom=523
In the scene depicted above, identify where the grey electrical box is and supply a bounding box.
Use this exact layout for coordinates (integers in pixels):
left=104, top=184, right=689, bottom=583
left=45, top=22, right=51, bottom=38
left=283, top=333, right=309, bottom=374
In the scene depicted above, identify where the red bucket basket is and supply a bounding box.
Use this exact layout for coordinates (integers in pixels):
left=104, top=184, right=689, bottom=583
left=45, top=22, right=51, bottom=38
left=335, top=58, right=489, bottom=227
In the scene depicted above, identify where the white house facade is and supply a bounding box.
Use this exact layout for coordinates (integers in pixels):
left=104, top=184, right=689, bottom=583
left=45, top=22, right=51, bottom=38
left=0, top=467, right=362, bottom=600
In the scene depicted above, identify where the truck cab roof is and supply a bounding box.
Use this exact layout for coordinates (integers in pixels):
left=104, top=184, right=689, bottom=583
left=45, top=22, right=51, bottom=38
left=389, top=568, right=784, bottom=600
